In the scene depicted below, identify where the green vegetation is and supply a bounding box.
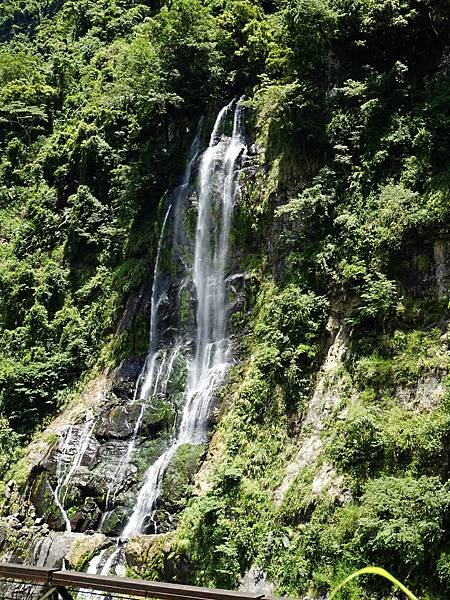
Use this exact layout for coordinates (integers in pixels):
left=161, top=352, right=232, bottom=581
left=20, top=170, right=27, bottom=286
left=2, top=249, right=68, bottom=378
left=0, top=0, right=449, bottom=598
left=173, top=0, right=450, bottom=597
left=0, top=0, right=273, bottom=464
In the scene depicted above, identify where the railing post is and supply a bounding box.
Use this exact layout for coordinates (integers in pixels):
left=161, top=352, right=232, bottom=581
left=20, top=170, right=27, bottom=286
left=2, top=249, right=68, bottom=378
left=56, top=586, right=75, bottom=600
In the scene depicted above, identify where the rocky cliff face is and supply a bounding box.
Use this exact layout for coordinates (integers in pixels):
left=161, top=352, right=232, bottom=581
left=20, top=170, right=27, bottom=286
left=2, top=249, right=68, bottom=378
left=0, top=105, right=449, bottom=599
left=0, top=3, right=448, bottom=598
left=0, top=103, right=257, bottom=585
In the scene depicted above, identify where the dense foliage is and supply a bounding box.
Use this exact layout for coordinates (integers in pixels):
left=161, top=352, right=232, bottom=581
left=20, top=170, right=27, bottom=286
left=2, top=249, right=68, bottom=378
left=0, top=0, right=266, bottom=446
left=0, top=0, right=449, bottom=598
left=174, top=0, right=450, bottom=598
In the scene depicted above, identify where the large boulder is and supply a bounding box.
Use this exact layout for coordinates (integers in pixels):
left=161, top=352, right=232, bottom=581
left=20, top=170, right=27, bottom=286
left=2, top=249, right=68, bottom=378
left=125, top=532, right=190, bottom=582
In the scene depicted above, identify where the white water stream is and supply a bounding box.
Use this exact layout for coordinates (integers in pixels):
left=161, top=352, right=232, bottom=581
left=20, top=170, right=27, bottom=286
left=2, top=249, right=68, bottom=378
left=53, top=413, right=96, bottom=532
left=121, top=99, right=246, bottom=540
left=98, top=118, right=205, bottom=529
left=77, top=100, right=246, bottom=591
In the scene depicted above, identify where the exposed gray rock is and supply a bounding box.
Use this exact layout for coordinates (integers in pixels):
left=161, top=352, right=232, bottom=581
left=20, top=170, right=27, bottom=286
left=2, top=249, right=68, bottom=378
left=95, top=402, right=142, bottom=440
left=396, top=372, right=446, bottom=410
left=110, top=358, right=143, bottom=401
left=80, top=436, right=101, bottom=468
left=434, top=238, right=450, bottom=298
left=239, top=566, right=275, bottom=597
left=275, top=320, right=350, bottom=505
left=0, top=525, right=7, bottom=548
left=5, top=516, right=21, bottom=530
left=25, top=372, right=110, bottom=477
left=311, top=461, right=350, bottom=503
left=4, top=480, right=15, bottom=499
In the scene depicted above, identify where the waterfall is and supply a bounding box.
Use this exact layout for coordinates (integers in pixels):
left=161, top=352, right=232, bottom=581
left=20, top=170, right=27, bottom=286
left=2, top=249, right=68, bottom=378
left=98, top=205, right=176, bottom=529
left=78, top=99, right=246, bottom=586
left=53, top=425, right=74, bottom=531
left=121, top=99, right=246, bottom=540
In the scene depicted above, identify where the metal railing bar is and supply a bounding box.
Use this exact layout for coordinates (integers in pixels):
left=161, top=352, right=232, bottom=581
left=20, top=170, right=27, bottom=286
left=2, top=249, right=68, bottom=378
left=0, top=563, right=266, bottom=600
left=52, top=571, right=263, bottom=600
left=0, top=564, right=57, bottom=584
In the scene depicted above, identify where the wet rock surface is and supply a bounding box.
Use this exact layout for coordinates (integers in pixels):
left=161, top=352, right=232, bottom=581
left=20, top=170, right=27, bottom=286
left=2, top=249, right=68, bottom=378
left=30, top=471, right=66, bottom=531
left=69, top=497, right=102, bottom=532
left=20, top=361, right=194, bottom=537
left=125, top=533, right=191, bottom=583
left=434, top=237, right=450, bottom=298
left=18, top=358, right=174, bottom=535
left=100, top=505, right=130, bottom=537
left=155, top=443, right=205, bottom=533
left=396, top=237, right=450, bottom=300
left=111, top=358, right=144, bottom=396
left=95, top=402, right=143, bottom=440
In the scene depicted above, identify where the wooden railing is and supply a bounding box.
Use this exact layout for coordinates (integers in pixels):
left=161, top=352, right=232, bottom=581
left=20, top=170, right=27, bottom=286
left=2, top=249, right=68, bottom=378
left=0, top=562, right=268, bottom=600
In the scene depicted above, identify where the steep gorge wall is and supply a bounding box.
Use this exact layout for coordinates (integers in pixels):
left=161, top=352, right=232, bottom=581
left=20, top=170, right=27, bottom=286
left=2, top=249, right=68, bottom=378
left=0, top=0, right=449, bottom=598
left=181, top=107, right=450, bottom=596
left=0, top=104, right=449, bottom=598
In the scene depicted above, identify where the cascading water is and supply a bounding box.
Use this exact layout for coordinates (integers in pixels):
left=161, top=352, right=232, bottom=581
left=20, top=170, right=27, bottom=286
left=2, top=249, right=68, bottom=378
left=78, top=99, right=247, bottom=589
left=98, top=207, right=178, bottom=530
left=53, top=413, right=96, bottom=531
left=98, top=118, right=204, bottom=530
left=121, top=99, right=246, bottom=541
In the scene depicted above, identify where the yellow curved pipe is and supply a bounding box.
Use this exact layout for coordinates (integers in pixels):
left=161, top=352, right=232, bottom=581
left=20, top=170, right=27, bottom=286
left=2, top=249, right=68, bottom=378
left=329, top=566, right=419, bottom=600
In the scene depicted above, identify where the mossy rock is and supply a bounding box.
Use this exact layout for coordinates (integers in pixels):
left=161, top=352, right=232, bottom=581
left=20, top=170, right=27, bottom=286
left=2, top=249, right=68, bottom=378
left=6, top=455, right=33, bottom=493
left=133, top=437, right=171, bottom=479
left=165, top=356, right=189, bottom=403
left=179, top=287, right=190, bottom=323
left=183, top=203, right=198, bottom=242
left=65, top=533, right=107, bottom=570
left=30, top=471, right=65, bottom=530
left=125, top=532, right=190, bottom=582
left=140, top=396, right=175, bottom=438
left=2, top=526, right=39, bottom=564
left=62, top=482, right=84, bottom=512
left=69, top=497, right=101, bottom=532
left=157, top=444, right=205, bottom=520
left=100, top=505, right=130, bottom=537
